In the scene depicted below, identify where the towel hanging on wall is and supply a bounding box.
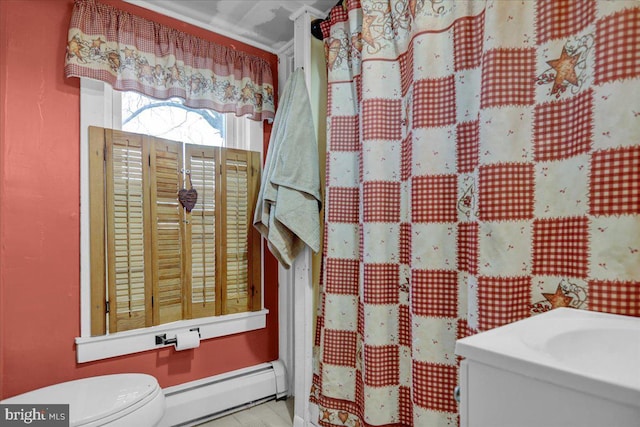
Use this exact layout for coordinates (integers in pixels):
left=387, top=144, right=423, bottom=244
left=253, top=68, right=321, bottom=269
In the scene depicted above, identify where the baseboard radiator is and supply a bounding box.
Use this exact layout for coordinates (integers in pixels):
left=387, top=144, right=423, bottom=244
left=159, top=360, right=288, bottom=427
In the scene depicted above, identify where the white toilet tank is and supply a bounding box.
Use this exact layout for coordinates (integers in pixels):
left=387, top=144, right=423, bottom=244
left=1, top=374, right=165, bottom=426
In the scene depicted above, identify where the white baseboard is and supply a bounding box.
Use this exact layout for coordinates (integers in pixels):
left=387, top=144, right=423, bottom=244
left=159, top=360, right=288, bottom=427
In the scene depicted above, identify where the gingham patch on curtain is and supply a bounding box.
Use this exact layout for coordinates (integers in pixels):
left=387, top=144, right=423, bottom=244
left=64, top=0, right=275, bottom=122
left=312, top=0, right=640, bottom=426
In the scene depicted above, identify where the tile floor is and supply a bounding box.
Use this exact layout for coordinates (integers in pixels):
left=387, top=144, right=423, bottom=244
left=197, top=398, right=294, bottom=427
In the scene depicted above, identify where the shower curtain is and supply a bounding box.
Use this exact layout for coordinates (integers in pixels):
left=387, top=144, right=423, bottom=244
left=311, top=0, right=640, bottom=426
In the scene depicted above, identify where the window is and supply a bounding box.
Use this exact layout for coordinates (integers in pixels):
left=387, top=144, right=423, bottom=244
left=121, top=92, right=226, bottom=147
left=77, top=80, right=267, bottom=362
left=89, top=127, right=261, bottom=334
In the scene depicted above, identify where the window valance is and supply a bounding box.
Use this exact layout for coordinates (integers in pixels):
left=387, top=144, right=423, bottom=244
left=65, top=0, right=275, bottom=122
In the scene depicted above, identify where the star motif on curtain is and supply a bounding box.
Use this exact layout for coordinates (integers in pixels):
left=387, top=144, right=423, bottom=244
left=241, top=84, right=254, bottom=101
left=91, top=37, right=105, bottom=49
left=543, top=285, right=573, bottom=309
left=546, top=47, right=581, bottom=94
left=124, top=47, right=136, bottom=59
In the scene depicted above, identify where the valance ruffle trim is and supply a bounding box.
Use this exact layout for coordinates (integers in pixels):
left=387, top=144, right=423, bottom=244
left=65, top=0, right=275, bottom=122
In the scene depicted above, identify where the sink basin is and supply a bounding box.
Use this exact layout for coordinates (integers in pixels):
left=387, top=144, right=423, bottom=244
left=455, top=308, right=640, bottom=408
left=544, top=327, right=639, bottom=386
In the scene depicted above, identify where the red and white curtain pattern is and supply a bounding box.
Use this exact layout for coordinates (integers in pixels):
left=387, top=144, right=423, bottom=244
left=312, top=0, right=640, bottom=426
left=64, top=0, right=275, bottom=122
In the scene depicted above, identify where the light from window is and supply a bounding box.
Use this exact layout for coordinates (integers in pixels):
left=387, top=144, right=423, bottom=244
left=121, top=92, right=225, bottom=147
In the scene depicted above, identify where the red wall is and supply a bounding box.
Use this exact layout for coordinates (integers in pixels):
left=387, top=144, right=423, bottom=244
left=0, top=0, right=279, bottom=399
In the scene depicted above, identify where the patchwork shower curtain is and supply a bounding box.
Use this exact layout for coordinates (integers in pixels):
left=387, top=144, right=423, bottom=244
left=311, top=0, right=640, bottom=426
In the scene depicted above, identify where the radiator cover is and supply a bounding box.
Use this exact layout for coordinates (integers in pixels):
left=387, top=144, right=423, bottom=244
left=158, top=360, right=287, bottom=427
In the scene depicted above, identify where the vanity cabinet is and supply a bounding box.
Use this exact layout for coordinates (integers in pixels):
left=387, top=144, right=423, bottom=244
left=455, top=309, right=640, bottom=427
left=458, top=358, right=640, bottom=427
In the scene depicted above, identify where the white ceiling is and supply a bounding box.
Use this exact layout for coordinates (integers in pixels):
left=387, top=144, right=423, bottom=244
left=126, top=0, right=336, bottom=53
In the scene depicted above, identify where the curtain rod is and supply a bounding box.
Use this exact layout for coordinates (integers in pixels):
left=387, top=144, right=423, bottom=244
left=311, top=0, right=344, bottom=40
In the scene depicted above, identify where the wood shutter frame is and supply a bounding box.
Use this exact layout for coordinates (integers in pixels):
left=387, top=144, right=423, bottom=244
left=149, top=138, right=185, bottom=326
left=185, top=144, right=220, bottom=318
left=88, top=127, right=107, bottom=336
left=103, top=128, right=152, bottom=333
left=220, top=149, right=261, bottom=314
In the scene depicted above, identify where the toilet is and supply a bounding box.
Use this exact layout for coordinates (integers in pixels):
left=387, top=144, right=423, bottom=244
left=1, top=374, right=165, bottom=426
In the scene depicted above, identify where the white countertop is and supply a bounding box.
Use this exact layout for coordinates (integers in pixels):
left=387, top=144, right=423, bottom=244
left=455, top=308, right=640, bottom=408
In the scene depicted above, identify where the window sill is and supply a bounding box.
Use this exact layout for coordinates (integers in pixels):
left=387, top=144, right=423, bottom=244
left=75, top=309, right=269, bottom=363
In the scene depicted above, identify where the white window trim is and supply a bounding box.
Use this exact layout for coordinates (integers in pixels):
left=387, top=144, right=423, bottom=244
left=78, top=78, right=267, bottom=363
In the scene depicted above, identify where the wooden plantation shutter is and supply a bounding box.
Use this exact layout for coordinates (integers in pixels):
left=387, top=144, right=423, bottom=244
left=149, top=139, right=185, bottom=325
left=89, top=127, right=262, bottom=335
left=185, top=145, right=220, bottom=318
left=221, top=149, right=261, bottom=314
left=107, top=129, right=151, bottom=332
left=88, top=127, right=108, bottom=336
left=185, top=147, right=262, bottom=316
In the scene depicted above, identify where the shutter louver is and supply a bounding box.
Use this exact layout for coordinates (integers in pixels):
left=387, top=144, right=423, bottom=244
left=105, top=130, right=151, bottom=332
left=222, top=150, right=251, bottom=314
left=150, top=139, right=185, bottom=325
left=186, top=145, right=219, bottom=318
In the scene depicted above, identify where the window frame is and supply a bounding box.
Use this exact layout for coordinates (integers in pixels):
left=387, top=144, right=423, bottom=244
left=77, top=78, right=267, bottom=363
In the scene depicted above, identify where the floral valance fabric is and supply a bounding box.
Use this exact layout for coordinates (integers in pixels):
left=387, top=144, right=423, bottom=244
left=65, top=0, right=275, bottom=122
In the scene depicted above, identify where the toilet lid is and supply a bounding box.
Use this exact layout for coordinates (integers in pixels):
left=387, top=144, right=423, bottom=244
left=1, top=374, right=160, bottom=426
